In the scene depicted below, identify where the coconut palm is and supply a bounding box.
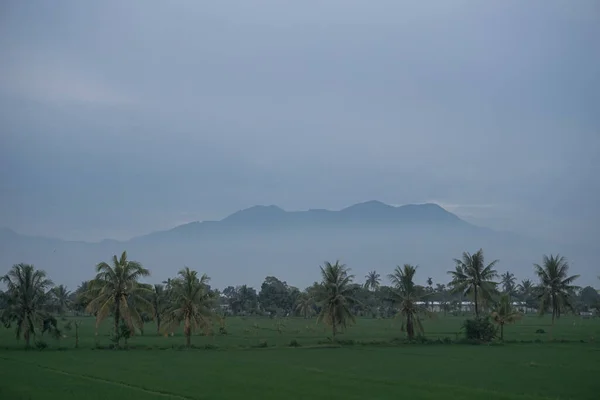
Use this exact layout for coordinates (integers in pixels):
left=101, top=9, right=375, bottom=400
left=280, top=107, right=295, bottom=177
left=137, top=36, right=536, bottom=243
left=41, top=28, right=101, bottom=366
left=315, top=261, right=357, bottom=339
left=448, top=249, right=499, bottom=317
left=1, top=263, right=54, bottom=347
left=295, top=292, right=315, bottom=319
left=85, top=251, right=152, bottom=345
left=364, top=271, right=381, bottom=291
left=491, top=294, right=523, bottom=340
left=517, top=279, right=535, bottom=312
left=50, top=284, right=72, bottom=315
left=534, top=254, right=579, bottom=329
left=150, top=284, right=168, bottom=335
left=388, top=264, right=429, bottom=340
left=161, top=267, right=215, bottom=347
left=500, top=271, right=517, bottom=298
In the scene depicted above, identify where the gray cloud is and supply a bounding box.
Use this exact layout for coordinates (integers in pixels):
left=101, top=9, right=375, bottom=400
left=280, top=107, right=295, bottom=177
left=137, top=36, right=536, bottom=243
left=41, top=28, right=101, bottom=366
left=1, top=0, right=599, bottom=245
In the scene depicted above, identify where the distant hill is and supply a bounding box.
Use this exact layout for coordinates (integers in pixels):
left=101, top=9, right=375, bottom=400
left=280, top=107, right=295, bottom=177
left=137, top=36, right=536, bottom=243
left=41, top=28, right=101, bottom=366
left=0, top=201, right=593, bottom=290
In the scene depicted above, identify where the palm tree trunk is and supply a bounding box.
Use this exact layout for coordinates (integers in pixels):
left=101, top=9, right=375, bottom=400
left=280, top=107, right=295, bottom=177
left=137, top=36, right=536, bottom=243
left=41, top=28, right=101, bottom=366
left=114, top=304, right=121, bottom=345
left=474, top=286, right=479, bottom=317
left=24, top=330, right=31, bottom=348
left=407, top=314, right=414, bottom=340
left=332, top=320, right=337, bottom=340
left=500, top=323, right=504, bottom=341
left=551, top=306, right=556, bottom=340
left=156, top=316, right=161, bottom=336
left=185, top=316, right=191, bottom=347
left=75, top=325, right=79, bottom=349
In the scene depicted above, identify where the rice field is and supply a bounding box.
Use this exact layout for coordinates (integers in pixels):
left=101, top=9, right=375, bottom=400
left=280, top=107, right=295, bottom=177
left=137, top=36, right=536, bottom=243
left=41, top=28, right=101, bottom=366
left=1, top=315, right=599, bottom=399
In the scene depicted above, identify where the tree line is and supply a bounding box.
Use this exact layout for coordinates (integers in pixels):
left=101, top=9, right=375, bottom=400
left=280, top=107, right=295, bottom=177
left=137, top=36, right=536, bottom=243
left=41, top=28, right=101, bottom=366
left=1, top=249, right=598, bottom=348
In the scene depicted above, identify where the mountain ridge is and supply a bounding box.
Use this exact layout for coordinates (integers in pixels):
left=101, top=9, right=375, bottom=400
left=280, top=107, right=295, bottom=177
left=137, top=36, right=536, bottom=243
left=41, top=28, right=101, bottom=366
left=1, top=201, right=470, bottom=243
left=0, top=200, right=596, bottom=290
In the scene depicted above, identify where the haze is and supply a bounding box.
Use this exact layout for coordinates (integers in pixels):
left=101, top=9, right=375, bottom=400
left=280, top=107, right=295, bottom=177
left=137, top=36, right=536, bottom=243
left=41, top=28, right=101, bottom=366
left=1, top=1, right=599, bottom=287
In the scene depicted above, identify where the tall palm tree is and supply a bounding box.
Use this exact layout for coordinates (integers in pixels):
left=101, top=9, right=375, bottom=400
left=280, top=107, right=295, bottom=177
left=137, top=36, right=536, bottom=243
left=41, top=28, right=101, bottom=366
left=295, top=292, right=315, bottom=319
left=50, top=284, right=72, bottom=315
left=315, top=261, right=357, bottom=339
left=388, top=264, right=429, bottom=340
left=364, top=271, right=381, bottom=292
left=447, top=249, right=499, bottom=317
left=500, top=272, right=516, bottom=298
left=491, top=294, right=523, bottom=340
left=1, top=263, right=54, bottom=347
left=85, top=251, right=152, bottom=345
left=150, top=284, right=167, bottom=335
left=162, top=267, right=215, bottom=347
left=534, top=254, right=579, bottom=329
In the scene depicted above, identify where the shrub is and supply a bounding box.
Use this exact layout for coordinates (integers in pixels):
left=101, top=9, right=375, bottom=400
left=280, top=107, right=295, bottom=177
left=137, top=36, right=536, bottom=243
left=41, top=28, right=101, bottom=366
left=535, top=328, right=546, bottom=334
left=35, top=340, right=48, bottom=350
left=463, top=317, right=496, bottom=342
left=255, top=340, right=268, bottom=348
left=289, top=339, right=301, bottom=347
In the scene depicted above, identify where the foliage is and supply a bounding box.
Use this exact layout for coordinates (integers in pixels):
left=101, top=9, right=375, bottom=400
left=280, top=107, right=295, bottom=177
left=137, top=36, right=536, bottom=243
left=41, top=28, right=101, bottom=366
left=490, top=295, right=523, bottom=340
left=224, top=285, right=259, bottom=315
left=50, top=284, right=72, bottom=315
left=534, top=254, right=579, bottom=326
left=85, top=251, right=152, bottom=346
left=294, top=292, right=315, bottom=319
left=258, top=276, right=294, bottom=316
left=149, top=284, right=168, bottom=335
left=315, top=261, right=358, bottom=339
left=448, top=249, right=499, bottom=317
left=388, top=264, right=429, bottom=340
left=364, top=271, right=381, bottom=291
left=500, top=272, right=516, bottom=298
left=1, top=263, right=54, bottom=347
left=462, top=317, right=496, bottom=342
left=161, top=267, right=215, bottom=347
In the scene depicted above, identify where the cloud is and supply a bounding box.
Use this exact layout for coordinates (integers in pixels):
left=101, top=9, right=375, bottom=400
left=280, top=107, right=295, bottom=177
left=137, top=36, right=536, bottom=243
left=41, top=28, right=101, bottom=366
left=0, top=51, right=134, bottom=106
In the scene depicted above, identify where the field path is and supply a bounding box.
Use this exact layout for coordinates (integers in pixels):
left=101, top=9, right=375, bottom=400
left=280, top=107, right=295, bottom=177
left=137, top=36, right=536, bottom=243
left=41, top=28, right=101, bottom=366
left=0, top=355, right=196, bottom=400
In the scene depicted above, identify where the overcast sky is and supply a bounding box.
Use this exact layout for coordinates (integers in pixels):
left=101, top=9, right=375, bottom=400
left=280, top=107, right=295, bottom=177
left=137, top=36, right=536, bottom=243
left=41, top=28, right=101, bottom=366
left=1, top=0, right=599, bottom=245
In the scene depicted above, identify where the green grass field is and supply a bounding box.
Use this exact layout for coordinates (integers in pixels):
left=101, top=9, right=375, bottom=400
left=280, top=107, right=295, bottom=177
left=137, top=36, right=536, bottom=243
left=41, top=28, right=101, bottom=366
left=1, top=315, right=599, bottom=399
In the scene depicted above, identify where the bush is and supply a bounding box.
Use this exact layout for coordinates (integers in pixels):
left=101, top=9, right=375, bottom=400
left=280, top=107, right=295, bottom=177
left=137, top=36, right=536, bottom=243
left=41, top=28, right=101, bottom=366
left=462, top=317, right=496, bottom=342
left=289, top=339, right=301, bottom=347
left=35, top=340, right=48, bottom=350
left=255, top=340, right=268, bottom=348
left=535, top=329, right=546, bottom=334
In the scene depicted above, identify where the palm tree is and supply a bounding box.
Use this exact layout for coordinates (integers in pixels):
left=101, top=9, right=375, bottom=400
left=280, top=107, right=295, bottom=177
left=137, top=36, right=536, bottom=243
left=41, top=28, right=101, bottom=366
left=150, top=284, right=167, bottom=335
left=500, top=272, right=516, bottom=298
left=295, top=292, right=315, bottom=319
left=517, top=279, right=535, bottom=312
left=448, top=249, right=499, bottom=317
left=534, top=254, right=579, bottom=331
left=161, top=267, right=215, bottom=347
left=364, top=271, right=381, bottom=291
left=1, top=263, right=54, bottom=347
left=315, top=261, right=357, bottom=340
left=50, top=284, right=72, bottom=315
left=388, top=264, right=429, bottom=340
left=491, top=294, right=523, bottom=340
left=85, top=251, right=152, bottom=345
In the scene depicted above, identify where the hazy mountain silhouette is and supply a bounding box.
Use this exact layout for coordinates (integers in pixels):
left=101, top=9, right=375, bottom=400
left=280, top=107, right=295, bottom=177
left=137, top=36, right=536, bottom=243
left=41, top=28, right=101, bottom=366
left=0, top=202, right=594, bottom=290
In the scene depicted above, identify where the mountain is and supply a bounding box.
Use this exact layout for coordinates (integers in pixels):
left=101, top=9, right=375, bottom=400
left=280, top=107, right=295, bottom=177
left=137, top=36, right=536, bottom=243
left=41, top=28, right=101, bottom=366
left=0, top=201, right=594, bottom=290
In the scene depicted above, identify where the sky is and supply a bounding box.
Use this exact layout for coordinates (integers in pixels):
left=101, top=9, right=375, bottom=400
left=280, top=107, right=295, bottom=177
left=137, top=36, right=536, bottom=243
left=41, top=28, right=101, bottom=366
left=1, top=0, right=599, bottom=245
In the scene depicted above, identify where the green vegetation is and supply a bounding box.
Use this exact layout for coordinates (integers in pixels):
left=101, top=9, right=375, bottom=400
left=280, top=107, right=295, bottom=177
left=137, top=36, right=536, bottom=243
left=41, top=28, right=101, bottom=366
left=1, top=249, right=599, bottom=399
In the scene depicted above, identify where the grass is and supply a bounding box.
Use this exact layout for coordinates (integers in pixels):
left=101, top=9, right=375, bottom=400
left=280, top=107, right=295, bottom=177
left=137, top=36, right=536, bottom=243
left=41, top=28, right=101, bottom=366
left=1, top=314, right=599, bottom=399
